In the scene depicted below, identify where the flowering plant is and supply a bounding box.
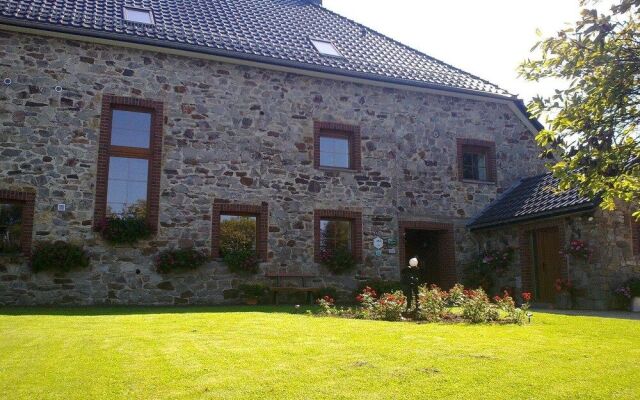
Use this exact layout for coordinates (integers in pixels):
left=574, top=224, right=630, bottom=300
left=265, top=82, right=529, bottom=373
left=481, top=247, right=515, bottom=275
left=554, top=278, right=573, bottom=293
left=566, top=239, right=592, bottom=260
left=155, top=248, right=208, bottom=273
left=615, top=278, right=640, bottom=299
left=320, top=246, right=357, bottom=274
left=417, top=285, right=448, bottom=322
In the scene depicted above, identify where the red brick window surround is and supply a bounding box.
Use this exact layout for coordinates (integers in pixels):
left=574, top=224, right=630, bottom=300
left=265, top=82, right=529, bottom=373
left=313, top=121, right=362, bottom=171
left=0, top=189, right=35, bottom=257
left=211, top=201, right=269, bottom=260
left=94, top=94, right=163, bottom=232
left=314, top=209, right=362, bottom=263
left=456, top=138, right=497, bottom=183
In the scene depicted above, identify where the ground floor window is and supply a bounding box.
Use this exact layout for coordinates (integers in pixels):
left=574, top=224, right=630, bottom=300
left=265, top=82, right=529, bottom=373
left=211, top=202, right=268, bottom=260
left=314, top=209, right=362, bottom=263
left=0, top=203, right=23, bottom=254
left=0, top=190, right=35, bottom=256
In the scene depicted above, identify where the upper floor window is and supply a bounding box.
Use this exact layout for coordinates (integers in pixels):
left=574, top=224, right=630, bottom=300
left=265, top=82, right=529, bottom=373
left=320, top=135, right=350, bottom=169
left=94, top=95, right=163, bottom=231
left=310, top=39, right=343, bottom=57
left=456, top=138, right=496, bottom=183
left=314, top=121, right=361, bottom=171
left=123, top=7, right=154, bottom=25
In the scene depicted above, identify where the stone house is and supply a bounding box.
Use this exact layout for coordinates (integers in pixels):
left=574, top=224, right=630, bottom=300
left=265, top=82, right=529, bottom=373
left=0, top=0, right=637, bottom=307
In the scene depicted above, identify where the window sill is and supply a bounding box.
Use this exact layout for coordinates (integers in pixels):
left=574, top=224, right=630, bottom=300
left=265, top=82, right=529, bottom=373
left=461, top=179, right=496, bottom=185
left=318, top=166, right=359, bottom=173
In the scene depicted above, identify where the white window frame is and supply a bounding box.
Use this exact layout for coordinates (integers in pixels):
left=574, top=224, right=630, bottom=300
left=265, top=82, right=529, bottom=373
left=123, top=7, right=155, bottom=25
left=310, top=38, right=344, bottom=58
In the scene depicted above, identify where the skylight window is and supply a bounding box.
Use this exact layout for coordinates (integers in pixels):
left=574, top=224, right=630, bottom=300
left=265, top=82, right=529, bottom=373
left=310, top=39, right=343, bottom=57
left=123, top=7, right=154, bottom=25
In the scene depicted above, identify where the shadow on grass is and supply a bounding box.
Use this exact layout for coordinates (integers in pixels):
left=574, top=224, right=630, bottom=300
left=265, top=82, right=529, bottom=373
left=0, top=305, right=319, bottom=317
left=535, top=308, right=640, bottom=321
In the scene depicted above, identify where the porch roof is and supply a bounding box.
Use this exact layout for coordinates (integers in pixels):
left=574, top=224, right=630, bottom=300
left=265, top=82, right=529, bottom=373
left=467, top=173, right=598, bottom=230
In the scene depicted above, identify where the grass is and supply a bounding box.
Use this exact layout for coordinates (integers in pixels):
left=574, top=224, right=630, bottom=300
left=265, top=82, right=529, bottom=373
left=0, top=306, right=638, bottom=399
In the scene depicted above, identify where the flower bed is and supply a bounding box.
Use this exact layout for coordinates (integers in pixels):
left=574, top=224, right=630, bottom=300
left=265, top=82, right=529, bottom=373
left=314, top=283, right=532, bottom=325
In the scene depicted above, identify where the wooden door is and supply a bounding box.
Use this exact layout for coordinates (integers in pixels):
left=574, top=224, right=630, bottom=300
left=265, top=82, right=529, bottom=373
left=533, top=227, right=562, bottom=303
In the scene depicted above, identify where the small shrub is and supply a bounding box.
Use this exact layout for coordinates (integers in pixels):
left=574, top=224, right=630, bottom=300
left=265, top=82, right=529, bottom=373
left=493, top=291, right=525, bottom=325
left=320, top=247, right=357, bottom=274
left=96, top=215, right=151, bottom=245
left=355, top=287, right=406, bottom=321
left=461, top=288, right=499, bottom=323
left=31, top=241, right=90, bottom=273
left=223, top=248, right=259, bottom=274
left=417, top=285, right=447, bottom=322
left=155, top=248, right=208, bottom=273
left=446, top=283, right=466, bottom=306
left=355, top=279, right=402, bottom=299
left=314, top=286, right=338, bottom=302
left=238, top=284, right=270, bottom=301
left=372, top=291, right=407, bottom=321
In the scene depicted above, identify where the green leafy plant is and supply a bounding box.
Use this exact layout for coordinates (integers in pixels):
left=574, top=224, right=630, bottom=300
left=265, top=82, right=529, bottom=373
left=31, top=241, right=90, bottom=273
left=223, top=248, right=259, bottom=274
left=238, top=284, right=270, bottom=301
left=519, top=0, right=640, bottom=219
left=314, top=286, right=338, bottom=302
left=320, top=246, right=357, bottom=274
left=155, top=248, right=208, bottom=274
left=354, top=279, right=402, bottom=299
left=461, top=288, right=499, bottom=324
left=96, top=215, right=151, bottom=245
left=417, top=285, right=448, bottom=322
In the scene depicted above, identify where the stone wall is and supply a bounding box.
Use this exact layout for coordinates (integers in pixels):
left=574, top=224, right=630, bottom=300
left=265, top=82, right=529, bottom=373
left=473, top=207, right=640, bottom=310
left=0, top=30, right=545, bottom=305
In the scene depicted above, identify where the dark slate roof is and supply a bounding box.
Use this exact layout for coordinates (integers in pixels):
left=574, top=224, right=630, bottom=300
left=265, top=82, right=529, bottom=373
left=468, top=173, right=598, bottom=230
left=0, top=0, right=513, bottom=98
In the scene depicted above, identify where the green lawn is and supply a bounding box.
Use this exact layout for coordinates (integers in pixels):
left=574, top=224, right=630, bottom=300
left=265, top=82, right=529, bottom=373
left=0, top=307, right=638, bottom=399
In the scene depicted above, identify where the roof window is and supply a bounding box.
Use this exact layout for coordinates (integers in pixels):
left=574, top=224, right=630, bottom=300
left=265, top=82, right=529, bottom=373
left=310, top=38, right=343, bottom=57
left=123, top=7, right=154, bottom=25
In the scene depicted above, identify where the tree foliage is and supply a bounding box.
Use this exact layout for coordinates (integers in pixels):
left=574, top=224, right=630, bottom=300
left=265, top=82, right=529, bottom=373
left=519, top=0, right=640, bottom=218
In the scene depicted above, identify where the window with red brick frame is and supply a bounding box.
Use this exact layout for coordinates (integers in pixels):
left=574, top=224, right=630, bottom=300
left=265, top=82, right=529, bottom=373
left=313, top=121, right=362, bottom=170
left=94, top=95, right=163, bottom=232
left=456, top=138, right=497, bottom=183
left=314, top=209, right=362, bottom=263
left=0, top=189, right=35, bottom=257
left=211, top=201, right=269, bottom=260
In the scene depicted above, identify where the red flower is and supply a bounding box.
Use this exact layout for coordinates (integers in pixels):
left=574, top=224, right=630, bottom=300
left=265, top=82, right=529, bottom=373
left=322, top=295, right=334, bottom=304
left=522, top=292, right=532, bottom=302
left=355, top=295, right=364, bottom=303
left=493, top=295, right=501, bottom=302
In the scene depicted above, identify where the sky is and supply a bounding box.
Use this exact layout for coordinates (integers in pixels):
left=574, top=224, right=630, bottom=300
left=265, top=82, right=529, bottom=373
left=322, top=0, right=585, bottom=102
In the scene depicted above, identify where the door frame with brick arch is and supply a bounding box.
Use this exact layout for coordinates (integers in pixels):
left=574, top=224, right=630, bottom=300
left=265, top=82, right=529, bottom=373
left=518, top=221, right=568, bottom=303
left=398, top=221, right=457, bottom=289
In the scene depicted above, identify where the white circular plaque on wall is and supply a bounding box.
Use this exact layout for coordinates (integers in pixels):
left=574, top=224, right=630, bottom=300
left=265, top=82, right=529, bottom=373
left=373, top=237, right=384, bottom=249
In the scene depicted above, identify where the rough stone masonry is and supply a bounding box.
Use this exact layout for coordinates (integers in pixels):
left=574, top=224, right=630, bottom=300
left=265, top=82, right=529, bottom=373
left=0, top=31, right=548, bottom=305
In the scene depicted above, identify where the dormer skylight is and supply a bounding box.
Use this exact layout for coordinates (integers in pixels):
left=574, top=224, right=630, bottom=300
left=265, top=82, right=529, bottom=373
left=123, top=7, right=154, bottom=25
left=310, top=38, right=343, bottom=57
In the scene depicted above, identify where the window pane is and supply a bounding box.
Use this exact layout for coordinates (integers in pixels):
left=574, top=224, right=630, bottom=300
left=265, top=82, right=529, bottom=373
left=124, top=7, right=153, bottom=24
left=319, top=136, right=350, bottom=168
left=107, top=157, right=148, bottom=217
left=111, top=110, right=151, bottom=148
left=477, top=153, right=488, bottom=181
left=320, top=219, right=352, bottom=254
left=311, top=39, right=343, bottom=57
left=219, top=215, right=257, bottom=256
left=0, top=203, right=23, bottom=254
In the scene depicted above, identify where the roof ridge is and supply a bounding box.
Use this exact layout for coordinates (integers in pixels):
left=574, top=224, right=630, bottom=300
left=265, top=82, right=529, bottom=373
left=309, top=1, right=514, bottom=97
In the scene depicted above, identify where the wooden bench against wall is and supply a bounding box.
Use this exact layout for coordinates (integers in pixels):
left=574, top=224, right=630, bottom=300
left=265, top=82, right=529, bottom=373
left=264, top=272, right=319, bottom=304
